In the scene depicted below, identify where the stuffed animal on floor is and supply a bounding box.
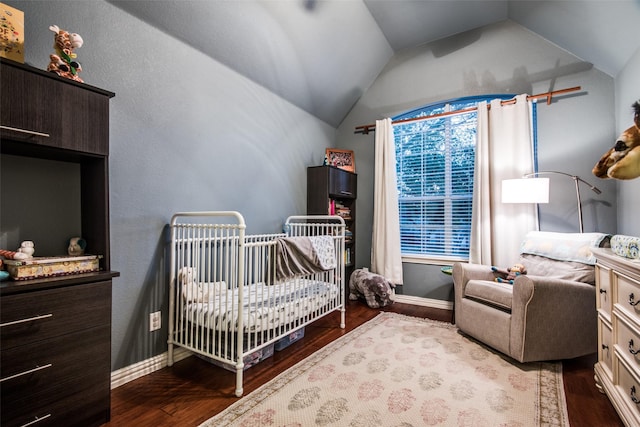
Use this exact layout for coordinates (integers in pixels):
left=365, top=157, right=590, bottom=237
left=349, top=268, right=395, bottom=308
left=47, top=25, right=84, bottom=82
left=491, top=263, right=527, bottom=284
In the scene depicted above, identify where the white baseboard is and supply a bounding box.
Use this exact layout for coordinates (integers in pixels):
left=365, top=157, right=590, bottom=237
left=111, top=347, right=192, bottom=389
left=393, top=294, right=453, bottom=310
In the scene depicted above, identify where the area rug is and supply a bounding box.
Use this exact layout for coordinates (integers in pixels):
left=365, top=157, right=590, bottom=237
left=201, top=312, right=569, bottom=427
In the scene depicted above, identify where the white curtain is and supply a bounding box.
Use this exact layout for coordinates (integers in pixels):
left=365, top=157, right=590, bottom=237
left=371, top=118, right=404, bottom=285
left=470, top=95, right=538, bottom=267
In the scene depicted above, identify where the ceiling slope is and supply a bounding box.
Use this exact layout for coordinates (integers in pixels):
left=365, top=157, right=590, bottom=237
left=109, top=0, right=393, bottom=127
left=109, top=0, right=640, bottom=128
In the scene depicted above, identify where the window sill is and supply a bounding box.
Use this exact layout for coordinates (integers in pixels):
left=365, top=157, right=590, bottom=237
left=401, top=255, right=468, bottom=266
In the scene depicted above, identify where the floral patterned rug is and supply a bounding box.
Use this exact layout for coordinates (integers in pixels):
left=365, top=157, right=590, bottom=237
left=202, top=312, right=568, bottom=427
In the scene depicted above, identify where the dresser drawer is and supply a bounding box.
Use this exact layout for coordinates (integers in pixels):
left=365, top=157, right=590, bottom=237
left=596, top=264, right=613, bottom=319
left=616, top=315, right=640, bottom=370
left=0, top=281, right=111, bottom=350
left=1, top=324, right=110, bottom=426
left=599, top=317, right=614, bottom=377
left=615, top=357, right=640, bottom=427
left=615, top=271, right=640, bottom=323
left=2, top=382, right=110, bottom=427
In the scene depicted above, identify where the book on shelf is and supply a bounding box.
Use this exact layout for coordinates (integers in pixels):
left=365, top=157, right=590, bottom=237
left=328, top=199, right=336, bottom=215
left=344, top=249, right=352, bottom=265
left=332, top=200, right=351, bottom=220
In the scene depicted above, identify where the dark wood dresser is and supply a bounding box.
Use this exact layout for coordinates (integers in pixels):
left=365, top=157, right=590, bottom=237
left=1, top=58, right=118, bottom=427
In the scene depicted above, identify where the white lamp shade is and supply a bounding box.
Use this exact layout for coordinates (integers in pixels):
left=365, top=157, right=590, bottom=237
left=502, top=178, right=550, bottom=203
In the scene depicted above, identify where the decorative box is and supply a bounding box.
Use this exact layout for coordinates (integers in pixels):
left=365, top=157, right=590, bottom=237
left=0, top=2, right=24, bottom=63
left=3, top=255, right=101, bottom=280
left=275, top=327, right=305, bottom=351
left=199, top=343, right=275, bottom=372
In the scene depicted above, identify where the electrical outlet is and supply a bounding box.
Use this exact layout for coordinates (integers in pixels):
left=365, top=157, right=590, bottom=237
left=150, top=311, right=161, bottom=332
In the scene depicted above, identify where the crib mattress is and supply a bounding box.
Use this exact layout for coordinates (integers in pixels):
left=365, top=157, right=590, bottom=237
left=184, top=279, right=340, bottom=333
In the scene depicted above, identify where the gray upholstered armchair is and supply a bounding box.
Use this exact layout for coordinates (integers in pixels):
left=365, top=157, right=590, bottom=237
left=453, top=231, right=610, bottom=363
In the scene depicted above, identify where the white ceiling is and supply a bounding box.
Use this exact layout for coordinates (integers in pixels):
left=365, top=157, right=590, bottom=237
left=109, top=0, right=640, bottom=127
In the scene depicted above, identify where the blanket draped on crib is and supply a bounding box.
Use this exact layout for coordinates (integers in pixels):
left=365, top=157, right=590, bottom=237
left=275, top=236, right=336, bottom=282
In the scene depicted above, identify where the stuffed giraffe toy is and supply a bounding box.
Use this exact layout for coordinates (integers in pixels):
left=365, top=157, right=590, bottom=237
left=593, top=100, right=640, bottom=180
left=47, top=25, right=84, bottom=83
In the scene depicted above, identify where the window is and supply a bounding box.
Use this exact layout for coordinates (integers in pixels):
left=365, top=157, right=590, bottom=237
left=394, top=95, right=532, bottom=262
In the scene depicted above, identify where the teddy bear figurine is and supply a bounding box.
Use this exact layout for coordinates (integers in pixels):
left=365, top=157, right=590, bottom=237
left=0, top=240, right=35, bottom=260
left=47, top=24, right=84, bottom=82
left=492, top=263, right=527, bottom=284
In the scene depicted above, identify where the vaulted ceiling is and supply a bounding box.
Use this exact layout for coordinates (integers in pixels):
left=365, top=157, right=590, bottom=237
left=109, top=0, right=640, bottom=127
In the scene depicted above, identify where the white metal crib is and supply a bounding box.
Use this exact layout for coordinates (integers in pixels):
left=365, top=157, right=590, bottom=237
left=167, top=211, right=345, bottom=397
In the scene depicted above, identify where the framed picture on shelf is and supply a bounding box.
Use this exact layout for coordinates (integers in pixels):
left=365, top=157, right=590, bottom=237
left=325, top=148, right=355, bottom=172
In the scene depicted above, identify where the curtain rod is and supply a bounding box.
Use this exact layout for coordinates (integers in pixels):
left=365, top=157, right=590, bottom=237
left=354, top=86, right=581, bottom=135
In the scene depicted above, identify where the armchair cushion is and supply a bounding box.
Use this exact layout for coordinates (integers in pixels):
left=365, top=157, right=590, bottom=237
left=465, top=280, right=513, bottom=311
left=519, top=254, right=597, bottom=284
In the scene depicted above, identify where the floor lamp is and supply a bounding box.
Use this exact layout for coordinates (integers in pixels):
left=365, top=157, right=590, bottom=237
left=502, top=171, right=602, bottom=233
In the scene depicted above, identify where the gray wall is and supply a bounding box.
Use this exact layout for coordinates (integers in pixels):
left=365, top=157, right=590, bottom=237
left=336, top=20, right=618, bottom=299
left=615, top=47, right=640, bottom=236
left=8, top=0, right=335, bottom=370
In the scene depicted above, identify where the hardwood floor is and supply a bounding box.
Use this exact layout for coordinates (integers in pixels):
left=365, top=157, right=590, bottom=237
left=104, top=300, right=623, bottom=426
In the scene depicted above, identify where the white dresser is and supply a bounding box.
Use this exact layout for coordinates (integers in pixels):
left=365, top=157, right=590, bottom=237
left=594, top=247, right=640, bottom=426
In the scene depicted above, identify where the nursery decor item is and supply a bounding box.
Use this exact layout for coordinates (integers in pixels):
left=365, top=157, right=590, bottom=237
left=67, top=236, right=86, bottom=256
left=610, top=234, right=640, bottom=260
left=491, top=263, right=526, bottom=284
left=502, top=170, right=601, bottom=233
left=325, top=148, right=355, bottom=172
left=0, top=240, right=35, bottom=260
left=47, top=24, right=83, bottom=82
left=0, top=2, right=24, bottom=63
left=349, top=268, right=395, bottom=308
left=3, top=254, right=100, bottom=280
left=203, top=312, right=568, bottom=427
left=593, top=100, right=640, bottom=180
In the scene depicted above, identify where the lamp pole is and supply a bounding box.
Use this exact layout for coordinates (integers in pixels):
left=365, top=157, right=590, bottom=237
left=523, top=171, right=601, bottom=233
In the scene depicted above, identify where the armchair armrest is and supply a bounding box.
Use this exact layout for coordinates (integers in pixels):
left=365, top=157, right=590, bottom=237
left=510, top=275, right=597, bottom=361
left=452, top=262, right=495, bottom=304
left=453, top=262, right=496, bottom=282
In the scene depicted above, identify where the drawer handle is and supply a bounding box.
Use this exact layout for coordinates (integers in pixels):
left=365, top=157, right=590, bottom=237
left=632, top=386, right=640, bottom=405
left=629, top=293, right=640, bottom=307
left=630, top=339, right=640, bottom=355
left=20, top=413, right=52, bottom=427
left=0, top=363, right=53, bottom=383
left=0, top=313, right=53, bottom=328
left=0, top=125, right=50, bottom=138
left=599, top=289, right=607, bottom=294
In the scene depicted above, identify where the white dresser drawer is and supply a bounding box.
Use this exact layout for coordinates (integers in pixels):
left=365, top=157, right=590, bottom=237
left=597, top=264, right=613, bottom=320
left=616, top=315, right=640, bottom=371
left=615, top=271, right=640, bottom=323
left=615, top=357, right=640, bottom=426
left=599, top=317, right=614, bottom=376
